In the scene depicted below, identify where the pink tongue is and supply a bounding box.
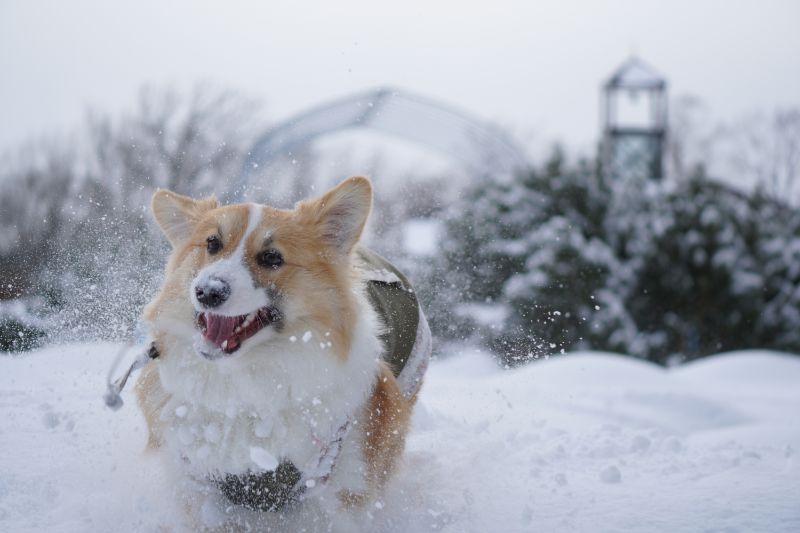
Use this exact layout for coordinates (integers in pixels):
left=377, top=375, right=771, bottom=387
left=203, top=314, right=239, bottom=347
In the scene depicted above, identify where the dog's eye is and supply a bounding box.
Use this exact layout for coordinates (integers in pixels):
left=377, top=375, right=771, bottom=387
left=257, top=249, right=284, bottom=269
left=206, top=235, right=222, bottom=255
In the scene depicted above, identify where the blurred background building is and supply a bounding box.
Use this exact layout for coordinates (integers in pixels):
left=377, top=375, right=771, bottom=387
left=601, top=57, right=668, bottom=182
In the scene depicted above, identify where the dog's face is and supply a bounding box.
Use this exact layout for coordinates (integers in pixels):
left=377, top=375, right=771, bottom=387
left=146, top=176, right=372, bottom=362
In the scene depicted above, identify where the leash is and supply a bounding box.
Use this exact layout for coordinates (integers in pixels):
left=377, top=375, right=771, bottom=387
left=103, top=341, right=159, bottom=410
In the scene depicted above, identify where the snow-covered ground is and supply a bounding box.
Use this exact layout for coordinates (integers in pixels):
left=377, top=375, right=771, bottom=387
left=1, top=344, right=798, bottom=532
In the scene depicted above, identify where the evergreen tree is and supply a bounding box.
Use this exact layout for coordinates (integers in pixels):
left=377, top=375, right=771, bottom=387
left=619, top=177, right=762, bottom=362
left=435, top=155, right=800, bottom=365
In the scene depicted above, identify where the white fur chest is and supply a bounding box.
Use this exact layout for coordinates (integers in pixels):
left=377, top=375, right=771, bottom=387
left=153, top=315, right=382, bottom=480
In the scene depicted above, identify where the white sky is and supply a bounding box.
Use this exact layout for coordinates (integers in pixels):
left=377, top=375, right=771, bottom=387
left=1, top=0, right=799, bottom=156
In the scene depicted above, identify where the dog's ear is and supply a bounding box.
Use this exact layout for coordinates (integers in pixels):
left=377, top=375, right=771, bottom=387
left=299, top=176, right=372, bottom=255
left=151, top=189, right=218, bottom=246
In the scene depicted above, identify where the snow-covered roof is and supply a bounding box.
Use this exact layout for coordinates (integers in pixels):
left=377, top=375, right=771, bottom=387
left=605, top=57, right=666, bottom=90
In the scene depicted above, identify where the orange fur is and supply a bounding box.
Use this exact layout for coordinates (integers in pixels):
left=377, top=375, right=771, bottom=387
left=362, top=363, right=414, bottom=489
left=338, top=364, right=416, bottom=507
left=135, top=360, right=169, bottom=449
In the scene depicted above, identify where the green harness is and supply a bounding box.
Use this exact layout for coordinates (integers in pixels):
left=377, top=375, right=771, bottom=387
left=356, top=247, right=420, bottom=377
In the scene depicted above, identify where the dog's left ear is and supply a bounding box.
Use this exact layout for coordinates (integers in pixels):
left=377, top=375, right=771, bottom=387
left=151, top=189, right=219, bottom=247
left=300, top=176, right=372, bottom=255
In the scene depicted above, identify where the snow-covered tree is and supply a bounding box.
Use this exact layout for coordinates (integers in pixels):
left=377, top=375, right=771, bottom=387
left=435, top=149, right=620, bottom=361
left=435, top=153, right=800, bottom=364
left=497, top=215, right=628, bottom=363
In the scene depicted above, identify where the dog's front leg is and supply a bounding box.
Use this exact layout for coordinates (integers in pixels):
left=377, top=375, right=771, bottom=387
left=135, top=362, right=170, bottom=449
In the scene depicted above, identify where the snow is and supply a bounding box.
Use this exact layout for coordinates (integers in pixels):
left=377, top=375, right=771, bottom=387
left=455, top=302, right=509, bottom=328
left=249, top=446, right=279, bottom=471
left=402, top=219, right=441, bottom=257
left=0, top=297, right=51, bottom=330
left=1, top=343, right=799, bottom=532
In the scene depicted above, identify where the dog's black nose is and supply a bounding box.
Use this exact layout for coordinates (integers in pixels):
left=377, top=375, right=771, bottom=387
left=195, top=278, right=230, bottom=308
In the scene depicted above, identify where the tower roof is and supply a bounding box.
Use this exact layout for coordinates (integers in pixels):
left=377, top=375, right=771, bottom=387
left=605, top=57, right=666, bottom=90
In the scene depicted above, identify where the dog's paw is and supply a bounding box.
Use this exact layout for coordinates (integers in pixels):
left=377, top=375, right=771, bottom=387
left=337, top=489, right=369, bottom=508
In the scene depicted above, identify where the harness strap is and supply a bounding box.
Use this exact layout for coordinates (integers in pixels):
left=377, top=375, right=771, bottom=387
left=397, top=305, right=432, bottom=398
left=213, top=417, right=352, bottom=511
left=296, top=417, right=353, bottom=497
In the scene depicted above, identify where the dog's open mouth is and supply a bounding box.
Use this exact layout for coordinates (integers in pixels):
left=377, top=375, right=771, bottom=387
left=196, top=306, right=280, bottom=354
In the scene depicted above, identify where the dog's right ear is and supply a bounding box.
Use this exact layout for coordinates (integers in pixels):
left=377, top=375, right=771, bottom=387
left=151, top=189, right=218, bottom=247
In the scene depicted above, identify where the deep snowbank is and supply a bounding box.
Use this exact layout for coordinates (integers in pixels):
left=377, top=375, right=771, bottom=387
left=0, top=344, right=798, bottom=532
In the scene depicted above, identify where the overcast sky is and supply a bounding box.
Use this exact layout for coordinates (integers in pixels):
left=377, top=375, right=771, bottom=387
left=2, top=0, right=799, bottom=156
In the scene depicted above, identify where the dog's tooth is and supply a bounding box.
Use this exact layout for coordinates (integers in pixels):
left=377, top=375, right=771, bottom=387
left=234, top=326, right=241, bottom=333
left=242, top=312, right=256, bottom=328
left=222, top=340, right=228, bottom=350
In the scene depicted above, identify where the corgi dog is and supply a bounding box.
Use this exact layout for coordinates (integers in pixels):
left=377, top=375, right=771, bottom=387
left=135, top=176, right=431, bottom=523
